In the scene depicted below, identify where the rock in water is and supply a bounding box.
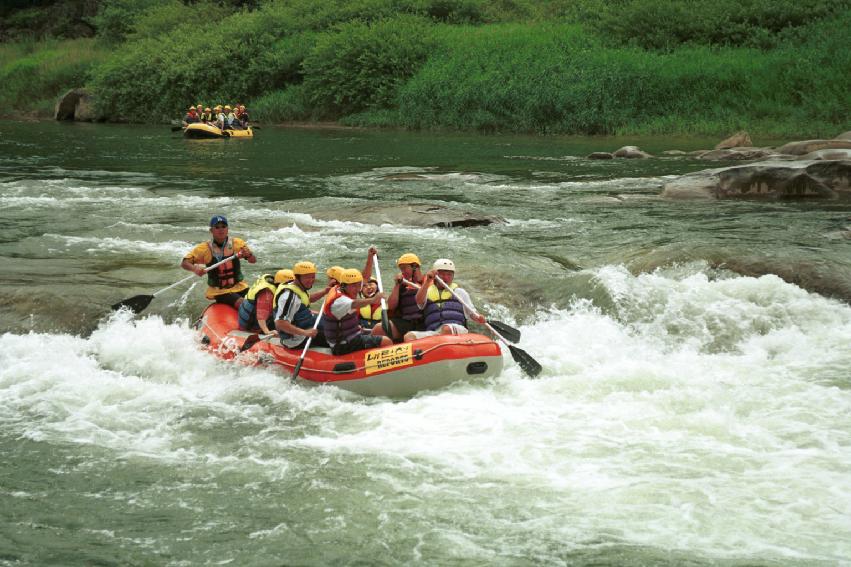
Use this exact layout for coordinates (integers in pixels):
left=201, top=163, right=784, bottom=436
left=776, top=139, right=851, bottom=155
left=613, top=146, right=652, bottom=159
left=312, top=203, right=505, bottom=228
left=662, top=159, right=851, bottom=199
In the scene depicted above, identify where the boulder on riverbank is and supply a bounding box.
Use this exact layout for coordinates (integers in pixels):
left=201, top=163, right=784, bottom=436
left=715, top=131, right=752, bottom=149
left=55, top=88, right=99, bottom=121
left=661, top=159, right=851, bottom=199
left=312, top=203, right=505, bottom=228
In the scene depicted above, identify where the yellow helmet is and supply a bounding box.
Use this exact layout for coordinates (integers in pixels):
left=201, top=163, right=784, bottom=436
left=340, top=268, right=363, bottom=285
left=214, top=105, right=222, bottom=110
left=224, top=105, right=232, bottom=111
left=204, top=107, right=211, bottom=112
left=188, top=106, right=196, bottom=111
left=293, top=261, right=316, bottom=275
left=397, top=253, right=421, bottom=267
left=326, top=265, right=344, bottom=282
left=196, top=104, right=203, bottom=108
left=274, top=269, right=295, bottom=284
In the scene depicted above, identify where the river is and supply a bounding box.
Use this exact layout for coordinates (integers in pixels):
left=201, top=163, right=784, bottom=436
left=1, top=121, right=849, bottom=565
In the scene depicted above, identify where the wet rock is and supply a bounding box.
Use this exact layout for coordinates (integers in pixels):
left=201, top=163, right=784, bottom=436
left=55, top=88, right=98, bottom=121
left=662, top=150, right=688, bottom=156
left=836, top=131, right=851, bottom=141
left=613, top=145, right=652, bottom=159
left=662, top=159, right=851, bottom=199
left=799, top=148, right=851, bottom=161
left=715, top=131, right=752, bottom=149
left=313, top=203, right=505, bottom=228
left=698, top=148, right=777, bottom=161
left=587, top=152, right=614, bottom=159
left=688, top=150, right=710, bottom=157
left=776, top=139, right=851, bottom=155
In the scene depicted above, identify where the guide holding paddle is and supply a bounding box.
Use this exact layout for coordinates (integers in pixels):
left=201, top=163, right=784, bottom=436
left=180, top=215, right=256, bottom=308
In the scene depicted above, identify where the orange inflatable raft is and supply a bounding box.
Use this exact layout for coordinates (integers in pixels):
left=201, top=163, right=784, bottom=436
left=196, top=304, right=504, bottom=397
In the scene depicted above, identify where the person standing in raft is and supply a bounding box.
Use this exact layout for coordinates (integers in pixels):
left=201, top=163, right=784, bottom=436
left=237, top=269, right=293, bottom=335
left=274, top=261, right=333, bottom=349
left=180, top=215, right=256, bottom=308
left=404, top=258, right=486, bottom=342
left=323, top=269, right=393, bottom=355
left=386, top=252, right=426, bottom=342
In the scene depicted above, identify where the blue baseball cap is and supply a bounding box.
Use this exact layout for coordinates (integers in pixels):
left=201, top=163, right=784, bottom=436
left=209, top=215, right=228, bottom=227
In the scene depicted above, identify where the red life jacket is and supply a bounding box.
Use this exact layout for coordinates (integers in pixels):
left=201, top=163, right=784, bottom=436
left=206, top=238, right=242, bottom=288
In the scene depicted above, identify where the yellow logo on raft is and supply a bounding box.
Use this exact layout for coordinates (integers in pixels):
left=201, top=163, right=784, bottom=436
left=364, top=343, right=413, bottom=375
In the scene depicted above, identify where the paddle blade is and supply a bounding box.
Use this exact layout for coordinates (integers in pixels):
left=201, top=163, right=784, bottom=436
left=111, top=294, right=154, bottom=314
left=508, top=344, right=542, bottom=378
left=239, top=334, right=261, bottom=352
left=292, top=358, right=305, bottom=381
left=488, top=320, right=521, bottom=343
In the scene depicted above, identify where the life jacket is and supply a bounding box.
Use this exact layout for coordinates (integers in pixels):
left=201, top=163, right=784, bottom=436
left=359, top=300, right=383, bottom=328
left=423, top=282, right=466, bottom=331
left=184, top=112, right=200, bottom=123
left=226, top=112, right=237, bottom=126
left=322, top=288, right=362, bottom=345
left=201, top=111, right=213, bottom=122
left=237, top=274, right=277, bottom=330
left=206, top=237, right=242, bottom=289
left=397, top=282, right=423, bottom=321
left=274, top=282, right=315, bottom=339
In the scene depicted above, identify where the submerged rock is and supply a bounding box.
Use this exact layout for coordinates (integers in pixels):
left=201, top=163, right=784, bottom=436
left=587, top=152, right=614, bottom=160
left=698, top=148, right=778, bottom=161
left=715, top=131, right=752, bottom=149
left=313, top=203, right=505, bottom=228
left=662, top=159, right=851, bottom=199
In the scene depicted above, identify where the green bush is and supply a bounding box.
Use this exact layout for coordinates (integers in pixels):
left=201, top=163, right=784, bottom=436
left=250, top=85, right=313, bottom=122
left=591, top=0, right=851, bottom=50
left=300, top=15, right=437, bottom=117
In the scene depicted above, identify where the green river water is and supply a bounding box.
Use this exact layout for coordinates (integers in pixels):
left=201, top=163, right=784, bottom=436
left=0, top=121, right=849, bottom=565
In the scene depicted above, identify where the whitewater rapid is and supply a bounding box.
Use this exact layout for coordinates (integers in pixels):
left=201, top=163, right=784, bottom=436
left=3, top=265, right=849, bottom=563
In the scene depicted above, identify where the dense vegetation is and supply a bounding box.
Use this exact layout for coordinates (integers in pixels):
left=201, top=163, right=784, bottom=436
left=1, top=0, right=849, bottom=136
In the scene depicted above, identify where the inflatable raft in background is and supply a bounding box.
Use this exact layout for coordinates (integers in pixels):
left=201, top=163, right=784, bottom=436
left=196, top=304, right=504, bottom=398
left=184, top=123, right=254, bottom=139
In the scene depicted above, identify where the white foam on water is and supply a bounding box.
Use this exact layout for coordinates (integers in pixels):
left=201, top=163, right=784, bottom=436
left=1, top=266, right=849, bottom=560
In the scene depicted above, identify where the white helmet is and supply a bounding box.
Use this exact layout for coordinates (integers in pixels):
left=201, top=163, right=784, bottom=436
left=432, top=258, right=455, bottom=271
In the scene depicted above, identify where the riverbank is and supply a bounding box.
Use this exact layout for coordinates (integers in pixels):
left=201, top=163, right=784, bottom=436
left=2, top=1, right=849, bottom=138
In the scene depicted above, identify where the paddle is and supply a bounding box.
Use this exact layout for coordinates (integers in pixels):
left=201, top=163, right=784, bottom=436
left=370, top=251, right=392, bottom=336
left=401, top=278, right=521, bottom=343
left=171, top=125, right=184, bottom=132
left=239, top=332, right=274, bottom=353
left=111, top=253, right=238, bottom=314
left=292, top=297, right=326, bottom=380
left=433, top=274, right=542, bottom=378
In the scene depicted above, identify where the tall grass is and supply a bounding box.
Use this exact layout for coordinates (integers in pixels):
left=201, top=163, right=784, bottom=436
left=0, top=38, right=108, bottom=115
left=396, top=19, right=851, bottom=136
